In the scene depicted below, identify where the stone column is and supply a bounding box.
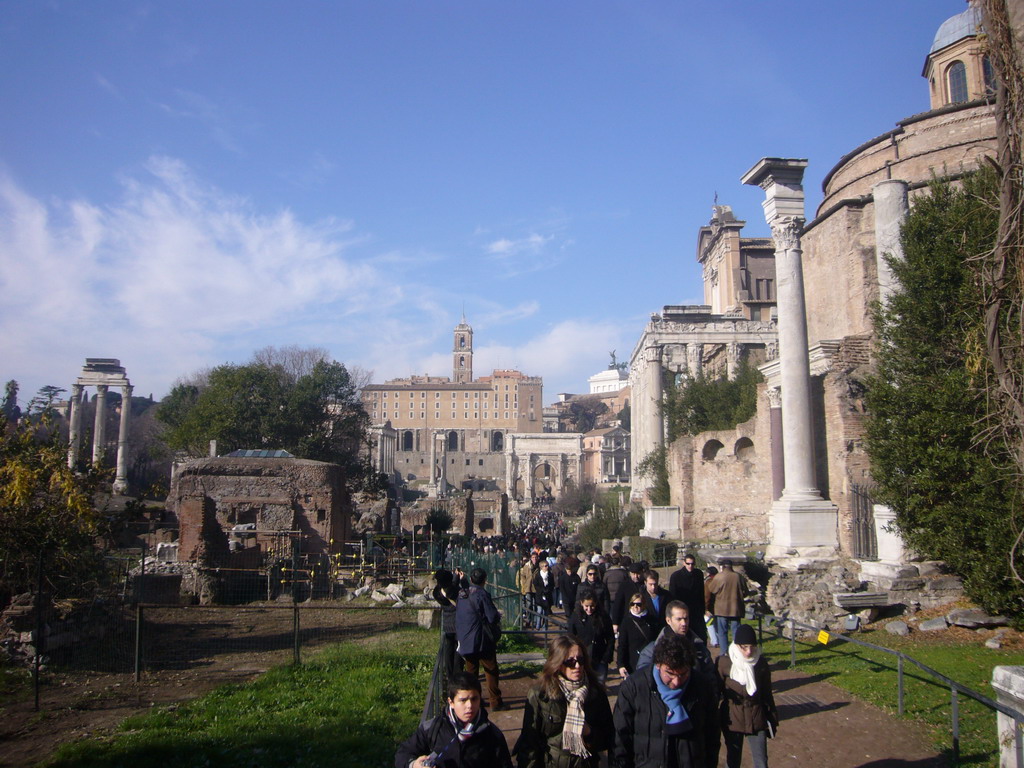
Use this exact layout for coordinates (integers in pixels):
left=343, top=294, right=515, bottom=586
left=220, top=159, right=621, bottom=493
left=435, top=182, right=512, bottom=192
left=440, top=436, right=448, bottom=496
left=92, top=384, right=109, bottom=465
left=112, top=385, right=132, bottom=494
left=686, top=344, right=703, bottom=379
left=873, top=179, right=909, bottom=308
left=67, top=383, right=84, bottom=469
left=726, top=342, right=741, bottom=379
left=742, top=157, right=837, bottom=553
left=766, top=387, right=784, bottom=501
left=429, top=432, right=438, bottom=485
left=644, top=343, right=664, bottom=450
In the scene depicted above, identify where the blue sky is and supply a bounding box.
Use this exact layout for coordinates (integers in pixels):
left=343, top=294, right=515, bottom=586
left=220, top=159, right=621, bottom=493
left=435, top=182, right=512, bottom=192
left=0, top=1, right=967, bottom=404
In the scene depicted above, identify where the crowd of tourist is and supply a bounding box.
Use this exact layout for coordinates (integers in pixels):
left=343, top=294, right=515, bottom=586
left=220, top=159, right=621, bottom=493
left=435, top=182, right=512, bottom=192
left=398, top=541, right=771, bottom=768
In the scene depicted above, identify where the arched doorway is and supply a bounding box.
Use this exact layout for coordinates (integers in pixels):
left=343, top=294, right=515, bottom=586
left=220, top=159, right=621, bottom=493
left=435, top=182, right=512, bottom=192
left=491, top=431, right=504, bottom=452
left=402, top=430, right=414, bottom=451
left=447, top=430, right=459, bottom=451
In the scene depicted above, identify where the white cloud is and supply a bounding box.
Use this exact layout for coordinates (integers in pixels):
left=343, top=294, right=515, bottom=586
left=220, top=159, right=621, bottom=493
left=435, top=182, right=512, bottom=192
left=0, top=157, right=405, bottom=400
left=486, top=233, right=551, bottom=257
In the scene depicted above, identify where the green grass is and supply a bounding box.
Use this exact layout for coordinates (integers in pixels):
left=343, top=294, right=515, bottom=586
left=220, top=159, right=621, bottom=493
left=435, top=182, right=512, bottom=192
left=46, top=628, right=439, bottom=768
left=757, top=620, right=1024, bottom=766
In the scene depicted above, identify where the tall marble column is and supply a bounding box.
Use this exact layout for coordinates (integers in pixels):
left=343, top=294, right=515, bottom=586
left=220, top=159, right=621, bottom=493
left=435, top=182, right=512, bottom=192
left=726, top=342, right=741, bottom=380
left=92, top=384, right=109, bottom=465
left=429, top=432, right=438, bottom=485
left=686, top=344, right=703, bottom=379
left=67, top=384, right=84, bottom=469
left=766, top=387, right=784, bottom=501
left=644, top=344, right=664, bottom=450
left=112, top=385, right=132, bottom=494
left=742, top=157, right=837, bottom=553
left=873, top=179, right=909, bottom=309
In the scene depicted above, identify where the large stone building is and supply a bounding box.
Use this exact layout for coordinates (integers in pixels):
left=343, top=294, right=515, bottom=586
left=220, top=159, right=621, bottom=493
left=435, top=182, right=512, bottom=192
left=362, top=318, right=544, bottom=494
left=633, top=2, right=997, bottom=561
left=629, top=205, right=779, bottom=499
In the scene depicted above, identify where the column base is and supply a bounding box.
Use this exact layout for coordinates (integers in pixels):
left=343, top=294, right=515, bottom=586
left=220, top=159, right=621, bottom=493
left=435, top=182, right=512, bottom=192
left=112, top=478, right=128, bottom=495
left=766, top=497, right=838, bottom=555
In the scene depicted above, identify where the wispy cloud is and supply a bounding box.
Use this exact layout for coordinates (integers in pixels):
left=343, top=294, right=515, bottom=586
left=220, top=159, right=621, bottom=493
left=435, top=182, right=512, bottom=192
left=486, top=233, right=552, bottom=257
left=94, top=73, right=122, bottom=99
left=156, top=88, right=244, bottom=154
left=481, top=219, right=572, bottom=278
left=0, top=157, right=403, bottom=397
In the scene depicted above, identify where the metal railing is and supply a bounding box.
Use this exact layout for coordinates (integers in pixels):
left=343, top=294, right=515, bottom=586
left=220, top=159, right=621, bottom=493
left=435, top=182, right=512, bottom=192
left=758, top=613, right=1024, bottom=767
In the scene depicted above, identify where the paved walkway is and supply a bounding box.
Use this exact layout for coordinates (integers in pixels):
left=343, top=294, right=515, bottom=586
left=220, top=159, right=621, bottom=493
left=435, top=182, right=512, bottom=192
left=491, top=652, right=948, bottom=767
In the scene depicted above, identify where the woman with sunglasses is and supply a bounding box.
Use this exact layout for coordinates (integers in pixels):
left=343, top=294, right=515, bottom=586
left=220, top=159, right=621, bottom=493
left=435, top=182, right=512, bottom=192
left=515, top=635, right=613, bottom=768
left=615, top=590, right=659, bottom=678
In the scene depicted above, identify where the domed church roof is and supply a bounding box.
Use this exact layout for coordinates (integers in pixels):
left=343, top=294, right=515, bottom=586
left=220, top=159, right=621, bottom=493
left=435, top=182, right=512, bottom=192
left=930, top=3, right=982, bottom=54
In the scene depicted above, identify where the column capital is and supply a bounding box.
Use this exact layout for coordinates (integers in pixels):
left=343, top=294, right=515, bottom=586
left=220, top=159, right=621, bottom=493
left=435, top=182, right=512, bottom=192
left=770, top=216, right=805, bottom=251
left=643, top=344, right=662, bottom=365
left=765, top=387, right=782, bottom=409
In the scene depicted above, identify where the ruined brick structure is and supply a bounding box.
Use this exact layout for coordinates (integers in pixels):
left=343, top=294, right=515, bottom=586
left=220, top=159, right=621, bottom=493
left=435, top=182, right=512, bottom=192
left=171, top=456, right=352, bottom=564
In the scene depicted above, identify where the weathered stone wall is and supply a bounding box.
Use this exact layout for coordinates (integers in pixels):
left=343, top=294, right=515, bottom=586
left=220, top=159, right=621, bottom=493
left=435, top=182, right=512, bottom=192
left=818, top=336, right=875, bottom=556
left=819, top=103, right=996, bottom=212
left=802, top=103, right=996, bottom=348
left=171, top=457, right=352, bottom=559
left=395, top=450, right=506, bottom=489
left=667, top=392, right=772, bottom=543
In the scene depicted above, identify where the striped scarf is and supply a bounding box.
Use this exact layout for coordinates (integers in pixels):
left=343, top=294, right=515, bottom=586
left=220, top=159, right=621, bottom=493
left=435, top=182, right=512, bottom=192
left=557, top=677, right=591, bottom=758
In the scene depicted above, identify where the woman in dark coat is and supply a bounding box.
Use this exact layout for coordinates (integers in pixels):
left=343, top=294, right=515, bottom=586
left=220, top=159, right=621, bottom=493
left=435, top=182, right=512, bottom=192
left=432, top=569, right=465, bottom=683
left=558, top=566, right=581, bottom=616
left=716, top=624, right=778, bottom=768
left=566, top=591, right=614, bottom=683
left=532, top=559, right=557, bottom=628
left=580, top=565, right=609, bottom=615
left=615, top=590, right=659, bottom=677
left=515, top=635, right=613, bottom=768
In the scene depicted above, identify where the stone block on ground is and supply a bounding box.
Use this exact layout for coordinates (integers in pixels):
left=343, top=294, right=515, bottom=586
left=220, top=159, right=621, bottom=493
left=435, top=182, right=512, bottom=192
left=885, top=620, right=910, bottom=636
left=924, top=575, right=963, bottom=592
left=418, top=609, right=438, bottom=630
left=353, top=585, right=371, bottom=597
left=946, top=608, right=1008, bottom=628
left=916, top=561, right=946, bottom=577
left=919, top=617, right=948, bottom=632
left=370, top=590, right=389, bottom=602
left=383, top=583, right=405, bottom=598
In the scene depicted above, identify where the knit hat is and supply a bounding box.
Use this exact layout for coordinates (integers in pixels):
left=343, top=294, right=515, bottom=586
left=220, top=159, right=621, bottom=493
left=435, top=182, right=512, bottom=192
left=734, top=624, right=757, bottom=646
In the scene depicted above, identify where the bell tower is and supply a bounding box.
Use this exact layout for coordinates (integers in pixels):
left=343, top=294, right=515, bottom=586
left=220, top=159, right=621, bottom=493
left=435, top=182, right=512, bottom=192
left=453, top=315, right=473, bottom=383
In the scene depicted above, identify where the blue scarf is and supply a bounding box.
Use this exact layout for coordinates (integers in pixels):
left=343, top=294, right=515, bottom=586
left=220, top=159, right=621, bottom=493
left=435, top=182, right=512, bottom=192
left=652, top=665, right=692, bottom=735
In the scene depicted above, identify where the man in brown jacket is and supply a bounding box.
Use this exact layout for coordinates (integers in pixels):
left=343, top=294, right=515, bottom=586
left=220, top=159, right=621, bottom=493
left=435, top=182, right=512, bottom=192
left=708, top=560, right=748, bottom=648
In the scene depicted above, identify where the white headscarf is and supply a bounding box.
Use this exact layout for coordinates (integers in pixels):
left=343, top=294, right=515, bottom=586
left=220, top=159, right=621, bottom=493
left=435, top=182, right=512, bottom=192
left=727, top=642, right=761, bottom=696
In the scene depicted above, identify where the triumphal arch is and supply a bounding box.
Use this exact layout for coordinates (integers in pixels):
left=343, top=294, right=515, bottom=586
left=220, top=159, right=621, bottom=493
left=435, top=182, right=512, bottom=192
left=504, top=433, right=583, bottom=505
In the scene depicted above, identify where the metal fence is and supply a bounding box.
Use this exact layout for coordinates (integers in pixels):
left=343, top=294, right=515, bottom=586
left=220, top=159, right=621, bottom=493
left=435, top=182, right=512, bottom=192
left=759, top=613, right=1024, bottom=767
left=850, top=482, right=879, bottom=561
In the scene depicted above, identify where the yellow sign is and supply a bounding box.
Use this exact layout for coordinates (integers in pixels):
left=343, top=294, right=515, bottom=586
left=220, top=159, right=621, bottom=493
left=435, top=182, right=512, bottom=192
left=817, top=630, right=831, bottom=645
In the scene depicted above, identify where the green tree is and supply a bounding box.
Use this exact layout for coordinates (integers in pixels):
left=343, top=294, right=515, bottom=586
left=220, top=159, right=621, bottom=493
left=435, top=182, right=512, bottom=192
left=158, top=359, right=378, bottom=493
left=27, top=385, right=66, bottom=417
left=0, top=418, right=108, bottom=607
left=551, top=479, right=600, bottom=518
left=567, top=395, right=608, bottom=433
left=663, top=360, right=762, bottom=441
left=1, top=379, right=20, bottom=423
left=866, top=169, right=1024, bottom=618
left=635, top=446, right=671, bottom=506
